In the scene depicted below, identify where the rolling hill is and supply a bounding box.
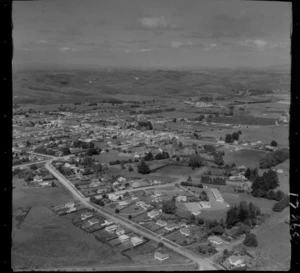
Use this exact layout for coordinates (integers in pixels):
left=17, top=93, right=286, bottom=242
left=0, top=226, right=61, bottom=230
left=13, top=67, right=290, bottom=104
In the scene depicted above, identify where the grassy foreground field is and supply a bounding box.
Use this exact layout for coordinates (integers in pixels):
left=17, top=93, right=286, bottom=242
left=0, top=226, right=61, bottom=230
left=12, top=187, right=130, bottom=270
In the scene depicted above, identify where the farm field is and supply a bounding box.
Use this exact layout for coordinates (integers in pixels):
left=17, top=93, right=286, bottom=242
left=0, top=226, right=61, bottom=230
left=253, top=211, right=290, bottom=271
left=223, top=149, right=267, bottom=168
left=12, top=205, right=129, bottom=270
left=239, top=125, right=289, bottom=146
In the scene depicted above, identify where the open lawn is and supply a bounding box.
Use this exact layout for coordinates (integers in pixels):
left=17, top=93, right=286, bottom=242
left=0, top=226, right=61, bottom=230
left=152, top=165, right=194, bottom=177
left=119, top=204, right=146, bottom=216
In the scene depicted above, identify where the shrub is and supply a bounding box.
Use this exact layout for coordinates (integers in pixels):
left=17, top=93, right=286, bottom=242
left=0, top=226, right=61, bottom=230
left=272, top=195, right=289, bottom=212
left=243, top=233, right=258, bottom=247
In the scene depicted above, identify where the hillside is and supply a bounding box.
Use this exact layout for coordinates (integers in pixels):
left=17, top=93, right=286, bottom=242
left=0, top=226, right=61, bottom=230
left=13, top=67, right=290, bottom=104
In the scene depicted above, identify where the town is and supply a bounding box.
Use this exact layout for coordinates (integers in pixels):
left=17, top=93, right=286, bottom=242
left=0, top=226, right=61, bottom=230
left=12, top=87, right=290, bottom=271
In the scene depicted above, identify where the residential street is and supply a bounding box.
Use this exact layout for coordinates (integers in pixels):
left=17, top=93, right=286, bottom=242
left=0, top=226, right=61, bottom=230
left=45, top=160, right=221, bottom=271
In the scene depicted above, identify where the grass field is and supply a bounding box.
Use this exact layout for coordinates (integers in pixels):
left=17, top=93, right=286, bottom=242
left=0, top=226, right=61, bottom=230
left=253, top=212, right=290, bottom=271
left=223, top=149, right=267, bottom=168
left=240, top=125, right=289, bottom=146
left=11, top=187, right=132, bottom=270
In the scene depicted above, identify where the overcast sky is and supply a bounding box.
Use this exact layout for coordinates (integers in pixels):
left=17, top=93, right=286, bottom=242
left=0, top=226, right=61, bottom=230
left=13, top=0, right=291, bottom=69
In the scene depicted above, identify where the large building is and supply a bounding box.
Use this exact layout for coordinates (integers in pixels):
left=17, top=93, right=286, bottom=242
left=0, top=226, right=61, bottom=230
left=211, top=188, right=224, bottom=202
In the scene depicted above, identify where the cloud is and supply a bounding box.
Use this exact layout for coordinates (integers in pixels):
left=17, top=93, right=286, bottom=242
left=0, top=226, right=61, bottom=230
left=58, top=46, right=78, bottom=52
left=170, top=41, right=193, bottom=48
left=239, top=39, right=268, bottom=49
left=139, top=48, right=153, bottom=52
left=37, top=40, right=49, bottom=44
left=138, top=16, right=175, bottom=29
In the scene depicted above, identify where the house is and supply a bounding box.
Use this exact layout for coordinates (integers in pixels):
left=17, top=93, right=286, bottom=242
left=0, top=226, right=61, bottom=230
left=211, top=188, right=224, bottom=202
left=131, top=236, right=143, bottom=246
left=88, top=218, right=99, bottom=226
left=192, top=211, right=201, bottom=216
left=33, top=175, right=43, bottom=183
left=108, top=194, right=123, bottom=201
left=101, top=219, right=114, bottom=226
left=105, top=224, right=118, bottom=233
left=180, top=227, right=191, bottom=236
left=118, top=176, right=126, bottom=182
left=277, top=169, right=284, bottom=173
left=40, top=181, right=51, bottom=187
left=154, top=252, right=169, bottom=261
left=116, top=228, right=125, bottom=236
left=156, top=220, right=167, bottom=227
left=118, top=234, right=130, bottom=243
left=208, top=236, right=224, bottom=245
left=227, top=255, right=246, bottom=268
left=147, top=210, right=159, bottom=219
left=65, top=202, right=75, bottom=209
left=165, top=223, right=178, bottom=231
left=119, top=200, right=129, bottom=207
left=81, top=212, right=93, bottom=221
left=176, top=195, right=187, bottom=202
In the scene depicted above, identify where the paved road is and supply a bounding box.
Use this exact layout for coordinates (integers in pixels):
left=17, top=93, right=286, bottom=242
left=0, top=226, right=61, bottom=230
left=45, top=161, right=220, bottom=271
left=13, top=159, right=52, bottom=169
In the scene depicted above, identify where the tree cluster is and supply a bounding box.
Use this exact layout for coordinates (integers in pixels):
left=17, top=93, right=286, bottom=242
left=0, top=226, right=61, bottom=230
left=243, top=233, right=258, bottom=247
left=259, top=148, right=289, bottom=169
left=155, top=151, right=170, bottom=160
left=244, top=168, right=259, bottom=182
left=72, top=140, right=95, bottom=149
left=204, top=145, right=216, bottom=154
left=214, top=152, right=224, bottom=166
left=226, top=201, right=260, bottom=228
left=225, top=131, right=242, bottom=143
left=188, top=154, right=204, bottom=168
left=90, top=196, right=105, bottom=206
left=137, top=121, right=153, bottom=130
left=251, top=169, right=279, bottom=198
left=137, top=161, right=151, bottom=174
left=272, top=195, right=289, bottom=212
left=181, top=181, right=204, bottom=188
left=162, top=199, right=177, bottom=214
left=198, top=244, right=217, bottom=255
left=201, top=176, right=226, bottom=185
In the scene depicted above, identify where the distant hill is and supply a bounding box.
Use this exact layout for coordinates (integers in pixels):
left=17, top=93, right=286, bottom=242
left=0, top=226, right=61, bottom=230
left=13, top=67, right=290, bottom=104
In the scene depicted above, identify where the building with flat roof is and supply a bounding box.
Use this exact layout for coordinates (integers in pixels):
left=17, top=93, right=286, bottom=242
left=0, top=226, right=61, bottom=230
left=211, top=188, right=224, bottom=202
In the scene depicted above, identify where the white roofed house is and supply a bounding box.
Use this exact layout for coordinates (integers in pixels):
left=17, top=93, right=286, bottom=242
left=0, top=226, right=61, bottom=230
left=180, top=227, right=191, bottom=236
left=147, top=210, right=159, bottom=219
left=81, top=211, right=93, bottom=221
left=156, top=220, right=167, bottom=227
left=154, top=252, right=169, bottom=261
left=131, top=236, right=144, bottom=246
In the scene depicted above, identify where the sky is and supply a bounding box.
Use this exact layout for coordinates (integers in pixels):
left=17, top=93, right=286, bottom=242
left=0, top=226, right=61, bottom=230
left=13, top=0, right=291, bottom=69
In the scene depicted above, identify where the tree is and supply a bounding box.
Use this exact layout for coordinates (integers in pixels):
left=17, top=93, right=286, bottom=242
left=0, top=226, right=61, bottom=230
left=128, top=165, right=134, bottom=172
left=115, top=208, right=120, bottom=213
left=158, top=242, right=164, bottom=248
left=188, top=154, right=204, bottom=168
left=232, top=132, right=240, bottom=141
left=137, top=161, right=150, bottom=174
left=144, top=152, right=154, bottom=161
left=128, top=215, right=132, bottom=220
left=270, top=140, right=278, bottom=147
left=162, top=199, right=177, bottom=214
left=197, top=218, right=204, bottom=225
left=60, top=147, right=71, bottom=155
left=243, top=233, right=258, bottom=247
left=187, top=176, right=192, bottom=182
left=30, top=164, right=38, bottom=170
left=225, top=134, right=233, bottom=143
left=214, top=152, right=224, bottom=166
left=81, top=156, right=94, bottom=167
